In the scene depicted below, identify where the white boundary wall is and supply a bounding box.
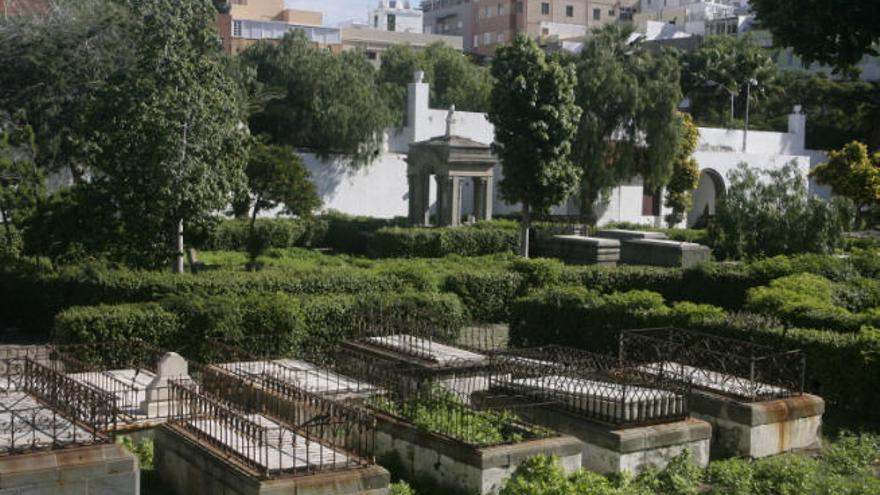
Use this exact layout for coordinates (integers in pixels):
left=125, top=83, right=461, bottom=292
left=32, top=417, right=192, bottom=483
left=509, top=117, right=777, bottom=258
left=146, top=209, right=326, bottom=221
left=301, top=79, right=828, bottom=226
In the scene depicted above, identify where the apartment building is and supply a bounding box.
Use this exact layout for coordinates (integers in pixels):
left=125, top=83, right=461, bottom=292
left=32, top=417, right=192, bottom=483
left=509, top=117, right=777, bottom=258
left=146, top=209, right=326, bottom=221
left=422, top=0, right=478, bottom=50
left=216, top=0, right=340, bottom=54
left=470, top=0, right=634, bottom=56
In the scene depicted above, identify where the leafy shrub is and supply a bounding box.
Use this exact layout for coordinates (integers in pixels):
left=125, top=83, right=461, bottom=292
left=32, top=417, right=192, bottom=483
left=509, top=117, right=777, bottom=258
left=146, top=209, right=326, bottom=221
left=117, top=436, right=154, bottom=470
left=390, top=481, right=417, bottom=495
left=53, top=303, right=181, bottom=347
left=321, top=211, right=406, bottom=254
left=442, top=271, right=525, bottom=322
left=703, top=459, right=753, bottom=495
left=708, top=162, right=854, bottom=260
left=820, top=432, right=880, bottom=476
left=193, top=218, right=317, bottom=251
left=750, top=454, right=819, bottom=495
left=368, top=225, right=518, bottom=258
left=746, top=273, right=863, bottom=331
left=509, top=286, right=606, bottom=350
left=510, top=257, right=565, bottom=288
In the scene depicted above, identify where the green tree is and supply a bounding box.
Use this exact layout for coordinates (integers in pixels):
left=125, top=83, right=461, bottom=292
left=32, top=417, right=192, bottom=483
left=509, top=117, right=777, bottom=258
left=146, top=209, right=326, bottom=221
left=683, top=35, right=778, bottom=128
left=489, top=34, right=581, bottom=257
left=378, top=43, right=492, bottom=121
left=243, top=141, right=320, bottom=269
left=89, top=0, right=248, bottom=272
left=810, top=141, right=880, bottom=224
left=242, top=32, right=394, bottom=165
left=572, top=25, right=684, bottom=224
left=0, top=113, right=43, bottom=254
left=709, top=162, right=855, bottom=259
left=0, top=0, right=136, bottom=181
left=665, top=113, right=701, bottom=227
left=750, top=0, right=880, bottom=70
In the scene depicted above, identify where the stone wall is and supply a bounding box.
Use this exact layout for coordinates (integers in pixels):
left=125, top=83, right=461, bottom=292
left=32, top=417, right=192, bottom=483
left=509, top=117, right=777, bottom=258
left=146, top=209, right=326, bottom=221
left=0, top=443, right=139, bottom=495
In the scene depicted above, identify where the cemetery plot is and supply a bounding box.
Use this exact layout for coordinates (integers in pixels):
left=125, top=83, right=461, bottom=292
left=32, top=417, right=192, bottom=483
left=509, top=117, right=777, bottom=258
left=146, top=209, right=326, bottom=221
left=619, top=327, right=804, bottom=401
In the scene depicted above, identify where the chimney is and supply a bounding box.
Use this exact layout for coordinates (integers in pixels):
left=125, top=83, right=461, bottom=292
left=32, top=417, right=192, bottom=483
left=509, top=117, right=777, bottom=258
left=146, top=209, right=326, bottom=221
left=407, top=70, right=430, bottom=142
left=788, top=105, right=807, bottom=150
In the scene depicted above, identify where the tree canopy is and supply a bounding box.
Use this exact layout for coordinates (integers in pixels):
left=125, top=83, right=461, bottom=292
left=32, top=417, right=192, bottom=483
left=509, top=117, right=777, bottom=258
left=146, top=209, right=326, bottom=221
left=810, top=141, right=880, bottom=222
left=750, top=0, right=880, bottom=70
left=88, top=0, right=248, bottom=271
left=241, top=32, right=394, bottom=165
left=489, top=34, right=581, bottom=257
left=664, top=113, right=701, bottom=227
left=0, top=113, right=43, bottom=253
left=571, top=25, right=683, bottom=223
left=378, top=42, right=492, bottom=121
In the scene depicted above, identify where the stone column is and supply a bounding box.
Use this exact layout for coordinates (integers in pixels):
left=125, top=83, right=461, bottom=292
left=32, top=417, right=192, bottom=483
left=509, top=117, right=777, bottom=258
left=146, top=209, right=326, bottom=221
left=436, top=175, right=450, bottom=226
left=484, top=177, right=494, bottom=220
left=450, top=175, right=462, bottom=227
left=408, top=173, right=430, bottom=226
left=473, top=177, right=493, bottom=221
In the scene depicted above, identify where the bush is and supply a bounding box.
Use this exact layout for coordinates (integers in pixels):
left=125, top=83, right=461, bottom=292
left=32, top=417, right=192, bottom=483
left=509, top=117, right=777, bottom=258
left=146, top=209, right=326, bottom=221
left=746, top=273, right=863, bottom=331
left=321, top=212, right=406, bottom=254
left=704, top=459, right=753, bottom=495
left=368, top=225, right=518, bottom=258
left=194, top=218, right=313, bottom=251
left=708, top=162, right=854, bottom=260
left=53, top=303, right=181, bottom=347
left=442, top=271, right=525, bottom=322
left=510, top=257, right=565, bottom=288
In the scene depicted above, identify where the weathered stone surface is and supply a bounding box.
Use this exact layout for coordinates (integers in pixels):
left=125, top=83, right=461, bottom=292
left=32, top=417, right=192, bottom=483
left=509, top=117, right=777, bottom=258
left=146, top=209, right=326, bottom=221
left=620, top=239, right=711, bottom=268
left=143, top=352, right=189, bottom=407
left=595, top=229, right=668, bottom=242
left=541, top=235, right=621, bottom=266
left=155, top=425, right=389, bottom=495
left=690, top=392, right=824, bottom=459
left=0, top=444, right=139, bottom=495
left=373, top=413, right=581, bottom=494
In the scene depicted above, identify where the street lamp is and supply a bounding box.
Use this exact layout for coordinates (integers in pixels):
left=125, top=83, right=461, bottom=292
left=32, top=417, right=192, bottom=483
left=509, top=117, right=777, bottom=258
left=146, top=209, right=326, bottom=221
left=743, top=78, right=758, bottom=152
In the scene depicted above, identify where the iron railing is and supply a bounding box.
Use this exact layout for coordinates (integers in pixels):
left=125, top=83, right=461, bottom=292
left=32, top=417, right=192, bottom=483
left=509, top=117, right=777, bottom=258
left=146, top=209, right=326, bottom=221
left=619, top=327, right=805, bottom=401
left=0, top=358, right=117, bottom=455
left=490, top=346, right=688, bottom=427
left=168, top=377, right=372, bottom=479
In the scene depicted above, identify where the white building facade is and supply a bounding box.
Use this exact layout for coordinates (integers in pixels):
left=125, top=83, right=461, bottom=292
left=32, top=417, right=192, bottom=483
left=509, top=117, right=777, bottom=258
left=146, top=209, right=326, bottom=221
left=301, top=77, right=825, bottom=227
left=370, top=0, right=424, bottom=33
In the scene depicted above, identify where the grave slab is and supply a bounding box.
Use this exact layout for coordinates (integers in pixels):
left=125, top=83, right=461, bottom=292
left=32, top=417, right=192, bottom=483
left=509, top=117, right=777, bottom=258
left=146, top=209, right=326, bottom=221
left=620, top=239, right=711, bottom=268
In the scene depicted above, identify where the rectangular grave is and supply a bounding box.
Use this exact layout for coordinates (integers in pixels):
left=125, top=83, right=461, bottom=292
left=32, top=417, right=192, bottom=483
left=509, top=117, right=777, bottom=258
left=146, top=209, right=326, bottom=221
left=218, top=358, right=382, bottom=401
left=543, top=235, right=621, bottom=266
left=374, top=412, right=581, bottom=495
left=595, top=229, right=668, bottom=241
left=620, top=239, right=711, bottom=268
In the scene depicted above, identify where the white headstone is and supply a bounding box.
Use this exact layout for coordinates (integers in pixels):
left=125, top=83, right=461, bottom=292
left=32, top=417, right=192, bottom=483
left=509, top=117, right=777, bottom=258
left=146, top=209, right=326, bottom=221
left=141, top=352, right=189, bottom=410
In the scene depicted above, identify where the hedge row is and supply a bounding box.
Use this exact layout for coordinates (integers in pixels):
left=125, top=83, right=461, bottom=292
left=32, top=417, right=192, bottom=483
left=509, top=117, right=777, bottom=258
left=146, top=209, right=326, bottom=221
left=193, top=218, right=327, bottom=251
left=368, top=226, right=518, bottom=258
left=53, top=291, right=466, bottom=363
left=509, top=287, right=880, bottom=419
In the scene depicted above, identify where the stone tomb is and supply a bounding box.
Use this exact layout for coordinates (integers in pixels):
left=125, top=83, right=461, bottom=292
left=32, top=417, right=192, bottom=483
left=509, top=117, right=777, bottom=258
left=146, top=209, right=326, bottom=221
left=542, top=235, right=621, bottom=265
left=156, top=423, right=389, bottom=495
left=595, top=229, right=668, bottom=242
left=620, top=239, right=712, bottom=268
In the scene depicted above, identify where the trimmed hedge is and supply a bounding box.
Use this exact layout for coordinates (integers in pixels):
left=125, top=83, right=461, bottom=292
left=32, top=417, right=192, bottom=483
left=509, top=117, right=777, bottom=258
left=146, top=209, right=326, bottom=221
left=442, top=271, right=526, bottom=322
left=509, top=287, right=880, bottom=419
left=368, top=226, right=518, bottom=258
left=194, top=218, right=326, bottom=251
left=52, top=291, right=466, bottom=363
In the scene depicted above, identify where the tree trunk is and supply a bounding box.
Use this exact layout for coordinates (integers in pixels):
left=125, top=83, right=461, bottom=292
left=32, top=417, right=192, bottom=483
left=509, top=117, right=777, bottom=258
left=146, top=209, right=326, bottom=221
left=1, top=209, right=14, bottom=254
left=171, top=219, right=184, bottom=274
left=247, top=200, right=260, bottom=271
left=520, top=201, right=530, bottom=258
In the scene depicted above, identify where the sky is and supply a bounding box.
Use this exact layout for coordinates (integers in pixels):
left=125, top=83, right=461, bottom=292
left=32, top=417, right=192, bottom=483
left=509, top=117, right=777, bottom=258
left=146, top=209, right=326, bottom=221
left=285, top=0, right=375, bottom=27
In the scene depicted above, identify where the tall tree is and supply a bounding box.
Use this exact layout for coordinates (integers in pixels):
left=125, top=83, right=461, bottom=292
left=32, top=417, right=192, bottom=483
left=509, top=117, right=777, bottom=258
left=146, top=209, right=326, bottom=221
left=682, top=35, right=778, bottom=127
left=810, top=141, right=880, bottom=224
left=0, top=0, right=136, bottom=181
left=489, top=35, right=581, bottom=257
left=378, top=43, right=493, bottom=121
left=243, top=141, right=320, bottom=269
left=664, top=113, right=701, bottom=227
left=242, top=32, right=394, bottom=165
left=0, top=112, right=43, bottom=253
left=572, top=25, right=684, bottom=223
left=750, top=0, right=880, bottom=70
left=90, top=0, right=248, bottom=272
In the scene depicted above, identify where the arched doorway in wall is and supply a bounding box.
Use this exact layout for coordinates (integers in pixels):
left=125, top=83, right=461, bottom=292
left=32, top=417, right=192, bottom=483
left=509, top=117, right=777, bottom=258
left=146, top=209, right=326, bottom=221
left=688, top=168, right=726, bottom=227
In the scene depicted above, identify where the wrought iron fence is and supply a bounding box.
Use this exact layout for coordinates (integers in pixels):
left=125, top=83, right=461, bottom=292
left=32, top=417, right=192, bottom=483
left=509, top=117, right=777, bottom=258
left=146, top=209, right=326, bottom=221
left=619, top=327, right=805, bottom=401
left=0, top=357, right=117, bottom=455
left=45, top=341, right=176, bottom=422
left=168, top=377, right=372, bottom=479
left=490, top=346, right=688, bottom=427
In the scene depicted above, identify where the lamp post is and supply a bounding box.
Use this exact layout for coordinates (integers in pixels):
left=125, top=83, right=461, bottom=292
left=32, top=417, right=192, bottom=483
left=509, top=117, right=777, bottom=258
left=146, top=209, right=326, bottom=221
left=704, top=79, right=737, bottom=126
left=742, top=78, right=758, bottom=152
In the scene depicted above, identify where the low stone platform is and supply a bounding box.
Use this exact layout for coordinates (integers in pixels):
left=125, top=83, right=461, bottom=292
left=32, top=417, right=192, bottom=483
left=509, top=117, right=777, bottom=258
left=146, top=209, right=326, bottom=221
left=542, top=235, right=621, bottom=266
left=374, top=413, right=581, bottom=495
left=690, top=392, right=824, bottom=459
left=474, top=394, right=709, bottom=475
left=0, top=443, right=139, bottom=495
left=595, top=229, right=668, bottom=242
left=155, top=425, right=390, bottom=495
left=620, top=239, right=711, bottom=268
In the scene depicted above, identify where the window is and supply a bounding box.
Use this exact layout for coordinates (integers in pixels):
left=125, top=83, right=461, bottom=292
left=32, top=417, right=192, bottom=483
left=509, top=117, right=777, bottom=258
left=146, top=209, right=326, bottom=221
left=457, top=21, right=463, bottom=29
left=387, top=14, right=396, bottom=31
left=483, top=32, right=491, bottom=44
left=566, top=5, right=573, bottom=17
left=642, top=186, right=661, bottom=216
left=366, top=51, right=378, bottom=60
left=541, top=2, right=550, bottom=15
left=497, top=4, right=503, bottom=15
left=497, top=31, right=505, bottom=43
left=484, top=6, right=491, bottom=17
left=541, top=27, right=549, bottom=35
left=515, top=2, right=523, bottom=14
left=232, top=20, right=242, bottom=38
left=373, top=15, right=378, bottom=28
left=474, top=35, right=480, bottom=47
left=608, top=9, right=615, bottom=16
left=592, top=8, right=600, bottom=20
left=389, top=0, right=397, bottom=7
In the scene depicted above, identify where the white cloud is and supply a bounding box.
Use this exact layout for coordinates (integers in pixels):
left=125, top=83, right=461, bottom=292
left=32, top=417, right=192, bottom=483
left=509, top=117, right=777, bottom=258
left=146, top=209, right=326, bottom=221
left=285, top=0, right=373, bottom=26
